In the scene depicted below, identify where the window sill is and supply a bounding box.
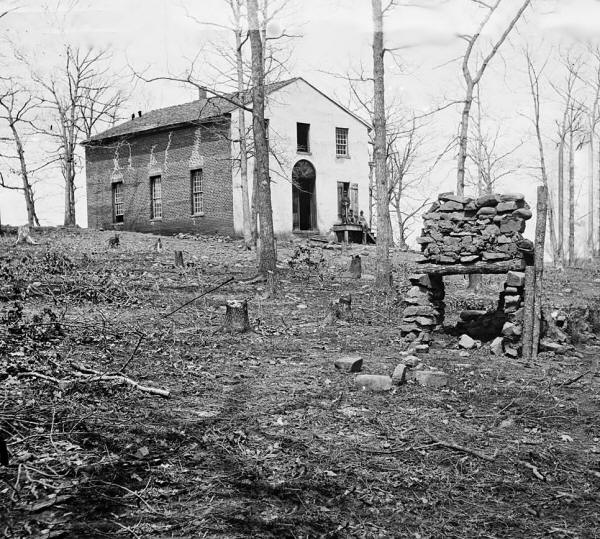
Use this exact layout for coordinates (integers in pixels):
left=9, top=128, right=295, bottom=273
left=150, top=218, right=163, bottom=222
left=191, top=212, right=205, bottom=217
left=297, top=150, right=312, bottom=155
left=336, top=155, right=350, bottom=159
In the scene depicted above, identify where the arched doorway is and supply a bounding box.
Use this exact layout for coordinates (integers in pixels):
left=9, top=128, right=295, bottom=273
left=292, top=159, right=316, bottom=231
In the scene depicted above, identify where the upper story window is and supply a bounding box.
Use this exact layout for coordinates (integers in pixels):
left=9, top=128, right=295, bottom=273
left=191, top=169, right=203, bottom=215
left=297, top=122, right=310, bottom=153
left=150, top=175, right=162, bottom=219
left=112, top=182, right=124, bottom=223
left=336, top=127, right=349, bottom=157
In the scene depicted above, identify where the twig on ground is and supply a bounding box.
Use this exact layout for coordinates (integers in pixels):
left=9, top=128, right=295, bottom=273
left=114, top=333, right=145, bottom=374
left=163, top=276, right=234, bottom=318
left=518, top=459, right=546, bottom=480
left=555, top=370, right=591, bottom=387
left=424, top=429, right=497, bottom=462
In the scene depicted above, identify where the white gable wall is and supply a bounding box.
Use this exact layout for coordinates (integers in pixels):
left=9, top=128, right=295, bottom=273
left=231, top=79, right=371, bottom=237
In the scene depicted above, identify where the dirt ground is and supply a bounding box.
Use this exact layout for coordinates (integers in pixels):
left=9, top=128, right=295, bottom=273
left=1, top=228, right=599, bottom=539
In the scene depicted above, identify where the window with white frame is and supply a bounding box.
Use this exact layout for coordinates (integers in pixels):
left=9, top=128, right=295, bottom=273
left=112, top=182, right=124, bottom=223
left=150, top=175, right=162, bottom=219
left=191, top=169, right=203, bottom=215
left=336, top=127, right=349, bottom=157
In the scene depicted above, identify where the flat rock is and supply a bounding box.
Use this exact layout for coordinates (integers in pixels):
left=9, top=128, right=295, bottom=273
left=438, top=193, right=468, bottom=204
left=496, top=201, right=518, bottom=212
left=414, top=370, right=449, bottom=388
left=539, top=338, right=568, bottom=354
left=499, top=218, right=525, bottom=233
left=459, top=334, right=477, bottom=349
left=460, top=255, right=480, bottom=263
left=403, top=305, right=438, bottom=317
left=403, top=355, right=421, bottom=367
left=476, top=194, right=499, bottom=208
left=502, top=322, right=522, bottom=338
left=392, top=364, right=408, bottom=385
left=506, top=270, right=525, bottom=287
left=490, top=336, right=504, bottom=355
left=477, top=206, right=498, bottom=217
left=504, top=346, right=519, bottom=358
left=334, top=356, right=363, bottom=373
left=355, top=374, right=393, bottom=392
left=482, top=251, right=509, bottom=261
left=513, top=208, right=532, bottom=220
left=439, top=201, right=464, bottom=212
left=414, top=344, right=430, bottom=353
left=498, top=192, right=525, bottom=202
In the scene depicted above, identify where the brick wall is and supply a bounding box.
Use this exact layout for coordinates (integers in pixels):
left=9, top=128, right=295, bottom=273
left=85, top=119, right=234, bottom=235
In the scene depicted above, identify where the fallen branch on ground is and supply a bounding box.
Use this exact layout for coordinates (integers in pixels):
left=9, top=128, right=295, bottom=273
left=18, top=365, right=170, bottom=399
left=424, top=429, right=497, bottom=462
left=71, top=362, right=170, bottom=398
left=163, top=276, right=234, bottom=318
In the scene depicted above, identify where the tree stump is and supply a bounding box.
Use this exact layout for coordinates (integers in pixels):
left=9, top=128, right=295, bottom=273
left=349, top=255, right=362, bottom=279
left=15, top=224, right=36, bottom=246
left=224, top=299, right=250, bottom=333
left=323, top=294, right=352, bottom=325
left=108, top=234, right=120, bottom=248
left=153, top=238, right=163, bottom=252
left=174, top=250, right=184, bottom=267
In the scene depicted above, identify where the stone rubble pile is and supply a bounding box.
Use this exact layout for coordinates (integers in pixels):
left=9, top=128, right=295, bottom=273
left=417, top=192, right=533, bottom=264
left=495, top=270, right=526, bottom=357
left=400, top=273, right=446, bottom=342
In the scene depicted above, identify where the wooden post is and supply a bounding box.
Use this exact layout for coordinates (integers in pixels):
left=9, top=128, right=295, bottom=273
left=522, top=265, right=535, bottom=361
left=174, top=250, right=184, bottom=267
left=531, top=186, right=547, bottom=360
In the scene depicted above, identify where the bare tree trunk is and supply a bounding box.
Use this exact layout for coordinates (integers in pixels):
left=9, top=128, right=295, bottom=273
left=247, top=0, right=276, bottom=275
left=10, top=121, right=38, bottom=226
left=558, top=135, right=565, bottom=264
left=251, top=166, right=259, bottom=243
left=588, top=130, right=595, bottom=258
left=457, top=84, right=474, bottom=197
left=598, top=139, right=600, bottom=256
left=568, top=129, right=575, bottom=265
left=232, top=0, right=253, bottom=249
left=372, top=0, right=392, bottom=289
left=531, top=185, right=548, bottom=360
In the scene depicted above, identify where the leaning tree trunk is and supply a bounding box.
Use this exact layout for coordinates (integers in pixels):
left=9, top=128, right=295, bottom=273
left=10, top=120, right=39, bottom=226
left=248, top=0, right=276, bottom=276
left=372, top=0, right=392, bottom=290
left=568, top=129, right=575, bottom=266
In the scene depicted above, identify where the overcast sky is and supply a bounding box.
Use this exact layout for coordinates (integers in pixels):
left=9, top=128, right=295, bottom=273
left=1, top=0, right=600, bottom=250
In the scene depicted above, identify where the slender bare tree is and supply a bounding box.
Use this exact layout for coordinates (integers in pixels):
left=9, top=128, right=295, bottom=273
left=32, top=45, right=124, bottom=225
left=247, top=0, right=276, bottom=274
left=0, top=83, right=40, bottom=225
left=371, top=0, right=392, bottom=289
left=456, top=0, right=531, bottom=196
left=524, top=47, right=560, bottom=267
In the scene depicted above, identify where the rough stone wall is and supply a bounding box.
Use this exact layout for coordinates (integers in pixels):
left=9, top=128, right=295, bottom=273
left=85, top=119, right=234, bottom=235
left=417, top=192, right=533, bottom=264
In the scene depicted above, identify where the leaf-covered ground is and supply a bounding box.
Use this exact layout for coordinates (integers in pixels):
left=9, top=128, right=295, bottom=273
left=1, top=228, right=599, bottom=538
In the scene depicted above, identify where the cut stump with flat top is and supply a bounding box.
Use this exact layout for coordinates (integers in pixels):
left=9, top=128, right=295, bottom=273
left=224, top=299, right=250, bottom=333
left=174, top=250, right=184, bottom=267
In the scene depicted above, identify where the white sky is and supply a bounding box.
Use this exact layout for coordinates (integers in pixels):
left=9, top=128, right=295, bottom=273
left=1, top=0, right=600, bottom=252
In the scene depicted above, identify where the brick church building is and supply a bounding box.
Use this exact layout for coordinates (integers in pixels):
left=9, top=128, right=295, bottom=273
left=83, top=78, right=371, bottom=237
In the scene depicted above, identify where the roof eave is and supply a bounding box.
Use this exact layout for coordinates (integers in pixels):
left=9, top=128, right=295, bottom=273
left=81, top=113, right=231, bottom=146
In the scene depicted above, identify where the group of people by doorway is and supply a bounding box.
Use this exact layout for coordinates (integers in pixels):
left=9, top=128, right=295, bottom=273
left=340, top=191, right=369, bottom=231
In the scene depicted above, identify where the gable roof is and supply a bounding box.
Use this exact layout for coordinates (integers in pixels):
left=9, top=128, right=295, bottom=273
left=83, top=77, right=370, bottom=145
